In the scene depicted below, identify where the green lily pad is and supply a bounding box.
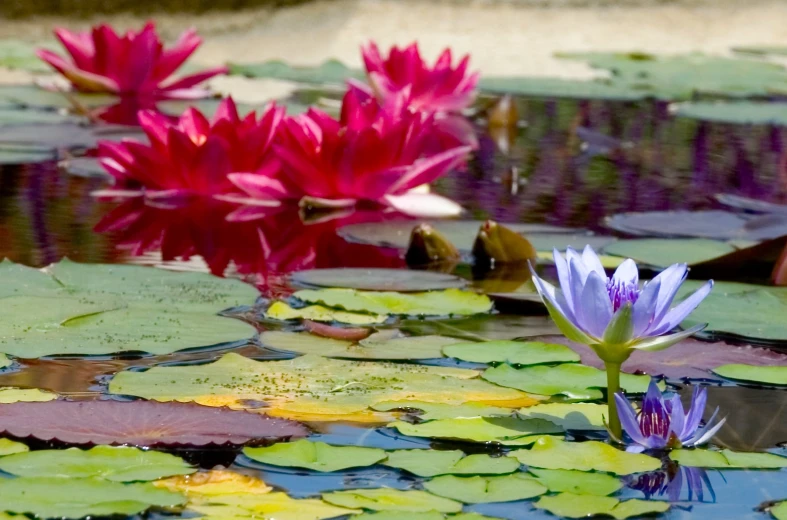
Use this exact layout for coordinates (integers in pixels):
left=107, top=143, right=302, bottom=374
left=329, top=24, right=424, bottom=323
left=265, top=301, right=387, bottom=325
left=0, top=476, right=185, bottom=518
left=509, top=437, right=661, bottom=475
left=187, top=492, right=358, bottom=520
left=389, top=417, right=562, bottom=446
left=733, top=46, right=787, bottom=57
left=0, top=107, right=75, bottom=126
left=243, top=440, right=386, bottom=472
left=372, top=401, right=515, bottom=421
left=292, top=288, right=493, bottom=317
left=260, top=331, right=456, bottom=360
left=535, top=492, right=669, bottom=519
left=0, top=85, right=118, bottom=110
left=291, top=268, right=467, bottom=292
left=0, top=259, right=258, bottom=357
left=678, top=281, right=787, bottom=343
left=0, top=387, right=57, bottom=403
left=109, top=353, right=528, bottom=423
left=352, top=513, right=446, bottom=520
left=478, top=76, right=647, bottom=100
left=322, top=489, right=462, bottom=513
left=670, top=448, right=787, bottom=468
left=0, top=438, right=28, bottom=456
left=424, top=474, right=547, bottom=504
left=443, top=340, right=579, bottom=365
left=0, top=40, right=54, bottom=72
left=517, top=403, right=609, bottom=430
left=674, top=102, right=787, bottom=126
left=383, top=450, right=520, bottom=477
left=712, top=364, right=787, bottom=385
left=482, top=363, right=657, bottom=400
left=772, top=501, right=787, bottom=520
left=0, top=445, right=195, bottom=481
left=0, top=355, right=11, bottom=370
left=0, top=143, right=56, bottom=164
left=229, top=59, right=364, bottom=85
left=527, top=468, right=622, bottom=496
left=602, top=238, right=737, bottom=267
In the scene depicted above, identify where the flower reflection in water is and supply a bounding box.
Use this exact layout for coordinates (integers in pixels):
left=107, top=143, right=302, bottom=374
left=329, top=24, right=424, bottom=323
left=625, top=460, right=718, bottom=503
left=95, top=198, right=404, bottom=292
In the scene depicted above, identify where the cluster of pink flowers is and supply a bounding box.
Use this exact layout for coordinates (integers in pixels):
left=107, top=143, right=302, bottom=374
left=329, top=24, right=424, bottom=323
left=40, top=23, right=478, bottom=218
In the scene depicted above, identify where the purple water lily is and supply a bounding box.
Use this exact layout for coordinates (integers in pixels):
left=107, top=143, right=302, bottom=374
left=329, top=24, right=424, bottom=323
left=615, top=380, right=726, bottom=453
left=626, top=463, right=716, bottom=503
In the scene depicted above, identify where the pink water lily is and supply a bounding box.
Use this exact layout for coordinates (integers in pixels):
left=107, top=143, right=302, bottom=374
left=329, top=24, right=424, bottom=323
left=229, top=84, right=471, bottom=217
left=96, top=97, right=285, bottom=203
left=37, top=22, right=227, bottom=99
left=362, top=41, right=479, bottom=113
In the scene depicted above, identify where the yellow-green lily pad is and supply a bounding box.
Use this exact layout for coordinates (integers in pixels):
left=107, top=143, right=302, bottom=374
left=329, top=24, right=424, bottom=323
left=383, top=450, right=520, bottom=477
left=243, top=440, right=386, bottom=472
left=389, top=417, right=562, bottom=445
left=0, top=387, right=57, bottom=403
left=423, top=474, right=547, bottom=503
left=260, top=331, right=456, bottom=360
left=712, top=364, right=787, bottom=385
left=517, top=403, right=609, bottom=430
left=372, top=401, right=516, bottom=421
left=265, top=301, right=387, bottom=325
left=527, top=468, right=622, bottom=496
left=670, top=448, right=787, bottom=469
left=772, top=501, right=787, bottom=520
left=188, top=491, right=358, bottom=520
left=322, top=489, right=463, bottom=513
left=535, top=492, right=669, bottom=519
left=0, top=438, right=28, bottom=456
left=443, top=340, right=580, bottom=365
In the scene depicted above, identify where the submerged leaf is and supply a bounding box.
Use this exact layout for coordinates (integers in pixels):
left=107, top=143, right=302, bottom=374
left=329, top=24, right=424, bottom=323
left=265, top=301, right=387, bottom=325
left=293, top=288, right=493, bottom=317
left=383, top=449, right=519, bottom=477
left=424, top=474, right=547, bottom=503
left=244, top=440, right=386, bottom=472
left=535, top=492, right=669, bottom=519
left=712, top=364, right=787, bottom=385
left=0, top=400, right=308, bottom=446
left=0, top=445, right=194, bottom=482
left=389, top=417, right=562, bottom=445
left=443, top=340, right=579, bottom=365
left=509, top=437, right=661, bottom=475
left=670, top=449, right=787, bottom=468
left=322, top=489, right=463, bottom=513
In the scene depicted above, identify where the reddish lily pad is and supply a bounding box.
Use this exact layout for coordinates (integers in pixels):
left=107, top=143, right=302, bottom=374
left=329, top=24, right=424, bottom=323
left=537, top=335, right=787, bottom=381
left=0, top=400, right=308, bottom=447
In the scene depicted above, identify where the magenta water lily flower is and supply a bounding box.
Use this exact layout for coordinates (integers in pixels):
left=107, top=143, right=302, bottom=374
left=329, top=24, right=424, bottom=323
left=616, top=381, right=726, bottom=453
left=37, top=22, right=227, bottom=100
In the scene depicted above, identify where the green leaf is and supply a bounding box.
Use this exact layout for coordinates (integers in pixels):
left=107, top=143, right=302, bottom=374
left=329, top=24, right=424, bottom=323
left=188, top=491, right=358, bottom=520
left=678, top=281, right=787, bottom=343
left=260, top=330, right=457, bottom=360
left=535, top=492, right=669, bottom=519
left=482, top=363, right=657, bottom=400
left=527, top=468, right=622, bottom=496
left=443, top=340, right=579, bottom=365
left=0, top=387, right=57, bottom=403
left=0, top=445, right=195, bottom=482
left=383, top=450, right=519, bottom=477
left=0, top=476, right=185, bottom=518
left=293, top=288, right=493, bottom=317
left=478, top=76, right=647, bottom=100
left=772, top=501, right=787, bottom=520
left=0, top=260, right=258, bottom=357
left=670, top=448, right=787, bottom=468
left=0, top=85, right=118, bottom=110
left=603, top=238, right=737, bottom=268
left=229, top=59, right=364, bottom=84
left=424, top=474, right=547, bottom=503
left=509, top=437, right=661, bottom=475
left=674, top=101, right=787, bottom=126
left=0, top=40, right=54, bottom=72
left=0, top=143, right=56, bottom=164
left=0, top=355, right=11, bottom=370
left=109, top=353, right=528, bottom=423
left=372, top=400, right=515, bottom=421
left=389, top=417, right=562, bottom=445
left=352, top=513, right=446, bottom=520
left=265, top=301, right=386, bottom=325
left=323, top=489, right=463, bottom=513
left=243, top=440, right=386, bottom=472
left=712, top=364, right=787, bottom=385
left=517, top=403, right=610, bottom=430
left=0, top=438, right=28, bottom=456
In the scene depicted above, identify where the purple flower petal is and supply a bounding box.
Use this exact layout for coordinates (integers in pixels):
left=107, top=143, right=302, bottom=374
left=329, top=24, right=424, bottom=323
left=581, top=245, right=606, bottom=278
left=579, top=271, right=613, bottom=338
left=530, top=266, right=594, bottom=344
left=649, top=263, right=689, bottom=327
left=632, top=278, right=661, bottom=338
left=668, top=395, right=685, bottom=440
left=650, top=280, right=714, bottom=335
left=690, top=412, right=726, bottom=446
left=553, top=248, right=576, bottom=313
left=615, top=392, right=648, bottom=445
left=681, top=386, right=707, bottom=440
left=612, top=258, right=639, bottom=286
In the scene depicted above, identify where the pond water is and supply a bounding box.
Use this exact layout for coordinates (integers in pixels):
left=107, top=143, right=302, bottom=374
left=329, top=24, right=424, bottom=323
left=0, top=92, right=785, bottom=520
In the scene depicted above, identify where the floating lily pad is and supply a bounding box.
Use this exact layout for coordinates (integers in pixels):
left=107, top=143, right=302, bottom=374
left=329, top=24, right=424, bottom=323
left=229, top=59, right=364, bottom=85
left=0, top=259, right=257, bottom=357
left=0, top=107, right=75, bottom=126
left=0, top=355, right=12, bottom=370
left=0, top=477, right=185, bottom=518
left=678, top=281, right=787, bottom=343
left=443, top=340, right=579, bottom=365
left=482, top=363, right=657, bottom=400
left=265, top=301, right=387, bottom=325
left=291, top=268, right=467, bottom=292
left=424, top=474, right=547, bottom=504
left=604, top=210, right=787, bottom=241
left=478, top=76, right=647, bottom=100
left=602, top=238, right=737, bottom=267
left=402, top=314, right=559, bottom=341
left=527, top=468, right=622, bottom=496
left=0, top=388, right=56, bottom=403
left=292, top=288, right=493, bottom=317
left=389, top=417, right=562, bottom=446
left=0, top=85, right=118, bottom=110
left=260, top=330, right=456, bottom=360
left=773, top=501, right=787, bottom=520
left=732, top=46, right=787, bottom=57
left=322, top=489, right=463, bottom=513
left=243, top=440, right=386, bottom=472
left=517, top=403, right=609, bottom=430
left=188, top=492, right=357, bottom=520
left=675, top=102, right=787, bottom=126
left=0, top=40, right=54, bottom=72
left=0, top=400, right=308, bottom=447
left=712, top=364, right=787, bottom=385
left=155, top=469, right=273, bottom=496
left=109, top=353, right=529, bottom=423
left=509, top=437, right=661, bottom=475
left=535, top=492, right=669, bottom=519
left=0, top=445, right=194, bottom=482
left=372, top=401, right=516, bottom=421
left=0, top=143, right=56, bottom=164
left=353, top=514, right=495, bottom=520
left=670, top=449, right=787, bottom=468
left=383, top=450, right=520, bottom=477
left=0, top=438, right=28, bottom=456
left=0, top=121, right=144, bottom=151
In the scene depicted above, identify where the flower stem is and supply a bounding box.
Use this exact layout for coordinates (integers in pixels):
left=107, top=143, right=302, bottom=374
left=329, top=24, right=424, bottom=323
left=605, top=361, right=622, bottom=441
